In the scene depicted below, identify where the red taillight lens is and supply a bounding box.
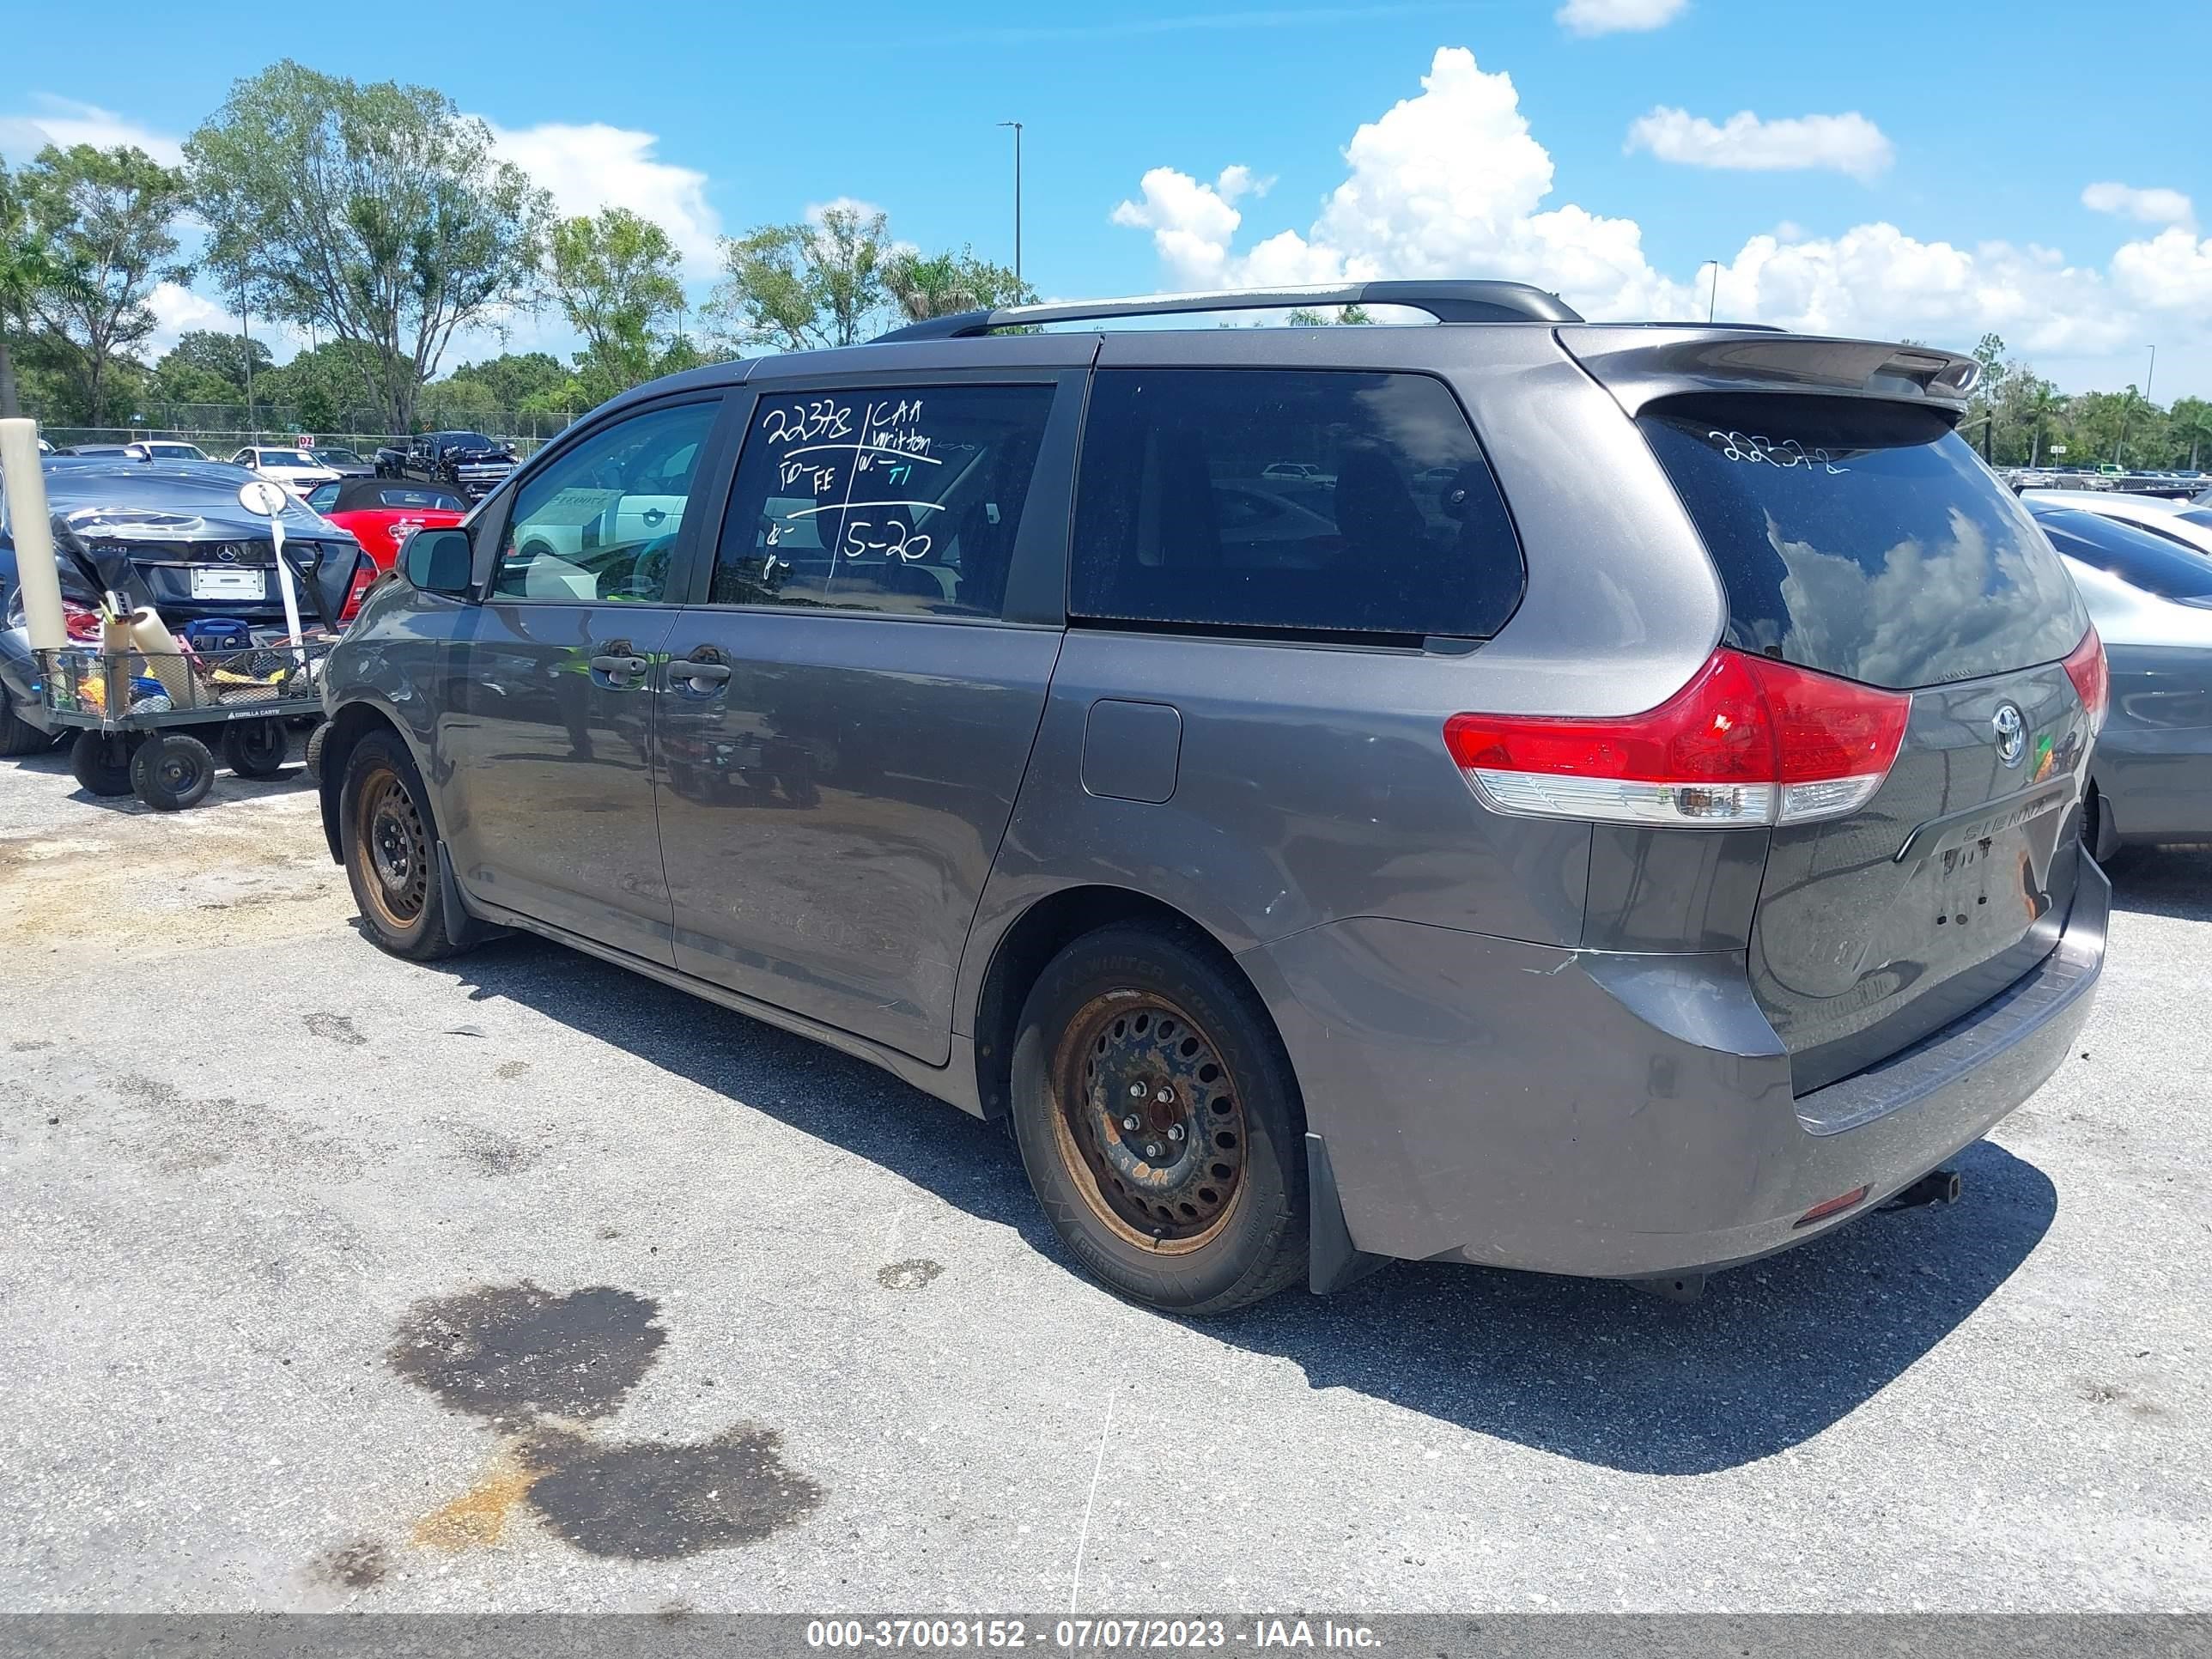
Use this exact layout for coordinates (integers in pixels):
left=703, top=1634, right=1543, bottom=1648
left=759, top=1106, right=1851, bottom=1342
left=1444, top=647, right=1911, bottom=828
left=62, top=601, right=103, bottom=642
left=2063, top=623, right=2108, bottom=735
left=338, top=563, right=375, bottom=623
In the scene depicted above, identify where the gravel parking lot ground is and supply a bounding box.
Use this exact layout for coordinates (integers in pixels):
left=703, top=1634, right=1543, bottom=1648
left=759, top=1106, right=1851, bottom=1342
left=2, top=743, right=2208, bottom=1613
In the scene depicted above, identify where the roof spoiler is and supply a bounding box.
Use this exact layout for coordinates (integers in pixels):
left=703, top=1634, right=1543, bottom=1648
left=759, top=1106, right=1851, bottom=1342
left=872, top=280, right=1583, bottom=341
left=1560, top=328, right=1982, bottom=416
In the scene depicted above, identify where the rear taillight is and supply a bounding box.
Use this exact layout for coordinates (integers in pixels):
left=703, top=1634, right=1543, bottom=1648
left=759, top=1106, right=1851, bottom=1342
left=1443, top=647, right=1911, bottom=829
left=338, top=564, right=376, bottom=623
left=2063, top=624, right=2107, bottom=735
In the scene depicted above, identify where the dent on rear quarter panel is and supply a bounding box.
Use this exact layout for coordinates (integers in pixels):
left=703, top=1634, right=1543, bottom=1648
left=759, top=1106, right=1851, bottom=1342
left=1244, top=916, right=1796, bottom=1269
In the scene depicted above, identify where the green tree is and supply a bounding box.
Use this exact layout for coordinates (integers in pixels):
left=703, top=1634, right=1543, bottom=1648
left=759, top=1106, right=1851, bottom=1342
left=708, top=204, right=890, bottom=351
left=255, top=338, right=390, bottom=428
left=2171, top=398, right=2212, bottom=471
left=12, top=143, right=191, bottom=425
left=440, top=350, right=572, bottom=412
left=0, top=156, right=58, bottom=419
left=2020, top=378, right=2068, bottom=467
left=1284, top=304, right=1373, bottom=325
left=549, top=207, right=687, bottom=404
left=186, top=60, right=552, bottom=434
left=149, top=328, right=272, bottom=405
left=882, top=246, right=1031, bottom=324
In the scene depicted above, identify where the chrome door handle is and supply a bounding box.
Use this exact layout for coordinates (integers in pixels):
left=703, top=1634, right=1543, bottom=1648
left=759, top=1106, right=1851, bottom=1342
left=590, top=653, right=647, bottom=686
left=641, top=507, right=666, bottom=526
left=670, top=659, right=732, bottom=694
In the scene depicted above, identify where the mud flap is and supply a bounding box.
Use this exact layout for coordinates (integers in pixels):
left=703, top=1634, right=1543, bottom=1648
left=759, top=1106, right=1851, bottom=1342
left=1307, top=1133, right=1386, bottom=1295
left=438, top=844, right=509, bottom=950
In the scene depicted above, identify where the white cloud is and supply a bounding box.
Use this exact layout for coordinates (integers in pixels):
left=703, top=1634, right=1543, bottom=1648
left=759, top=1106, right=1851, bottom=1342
left=481, top=119, right=722, bottom=277
left=1112, top=167, right=1275, bottom=288
left=1112, top=46, right=2212, bottom=387
left=1557, top=0, right=1687, bottom=36
left=1626, top=106, right=1894, bottom=182
left=2081, top=180, right=2195, bottom=229
left=0, top=94, right=185, bottom=166
left=143, top=283, right=313, bottom=367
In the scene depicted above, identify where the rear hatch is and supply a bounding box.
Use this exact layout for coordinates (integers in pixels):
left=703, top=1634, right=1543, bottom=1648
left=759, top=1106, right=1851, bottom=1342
left=1601, top=355, right=2098, bottom=1093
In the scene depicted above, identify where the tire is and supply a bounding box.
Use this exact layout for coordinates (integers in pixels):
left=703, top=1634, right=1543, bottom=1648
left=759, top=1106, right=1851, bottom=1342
left=130, top=732, right=216, bottom=811
left=337, top=728, right=466, bottom=961
left=303, top=720, right=330, bottom=786
left=2, top=702, right=50, bottom=757
left=1008, top=922, right=1309, bottom=1316
left=222, top=719, right=291, bottom=779
left=69, top=730, right=138, bottom=796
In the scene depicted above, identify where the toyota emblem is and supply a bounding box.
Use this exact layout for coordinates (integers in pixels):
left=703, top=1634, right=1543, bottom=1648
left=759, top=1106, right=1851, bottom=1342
left=1992, top=702, right=2027, bottom=768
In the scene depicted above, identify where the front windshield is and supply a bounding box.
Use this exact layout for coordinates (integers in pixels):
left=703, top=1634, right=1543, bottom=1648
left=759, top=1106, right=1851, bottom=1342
left=259, top=450, right=317, bottom=467
left=443, top=434, right=497, bottom=450
left=313, top=448, right=364, bottom=465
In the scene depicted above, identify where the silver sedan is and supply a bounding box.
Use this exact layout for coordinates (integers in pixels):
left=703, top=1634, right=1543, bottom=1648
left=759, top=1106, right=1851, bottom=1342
left=2028, top=500, right=2212, bottom=853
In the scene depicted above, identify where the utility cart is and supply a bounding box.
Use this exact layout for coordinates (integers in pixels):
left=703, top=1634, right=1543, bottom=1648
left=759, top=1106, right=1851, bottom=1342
left=34, top=635, right=336, bottom=810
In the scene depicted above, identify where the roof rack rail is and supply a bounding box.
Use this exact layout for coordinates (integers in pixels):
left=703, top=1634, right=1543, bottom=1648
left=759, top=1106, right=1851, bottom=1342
left=872, top=280, right=1584, bottom=342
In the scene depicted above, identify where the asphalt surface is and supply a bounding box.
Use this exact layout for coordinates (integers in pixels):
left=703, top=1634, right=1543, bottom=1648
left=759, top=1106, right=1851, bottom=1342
left=1, top=738, right=2208, bottom=1613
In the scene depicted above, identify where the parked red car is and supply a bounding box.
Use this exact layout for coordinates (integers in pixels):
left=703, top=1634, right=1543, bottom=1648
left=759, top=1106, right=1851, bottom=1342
left=305, top=477, right=467, bottom=618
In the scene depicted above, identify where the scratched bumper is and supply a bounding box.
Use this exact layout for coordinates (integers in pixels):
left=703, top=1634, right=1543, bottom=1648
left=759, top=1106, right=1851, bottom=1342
left=1243, top=863, right=2105, bottom=1278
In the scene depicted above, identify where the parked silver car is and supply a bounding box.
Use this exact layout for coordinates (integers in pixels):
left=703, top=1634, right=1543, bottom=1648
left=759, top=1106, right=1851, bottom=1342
left=2027, top=499, right=2212, bottom=852
left=313, top=282, right=2108, bottom=1313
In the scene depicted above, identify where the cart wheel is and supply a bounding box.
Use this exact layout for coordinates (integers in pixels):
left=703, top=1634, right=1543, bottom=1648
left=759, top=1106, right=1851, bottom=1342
left=131, top=732, right=216, bottom=811
left=69, top=730, right=138, bottom=797
left=222, top=720, right=291, bottom=779
left=303, top=720, right=331, bottom=786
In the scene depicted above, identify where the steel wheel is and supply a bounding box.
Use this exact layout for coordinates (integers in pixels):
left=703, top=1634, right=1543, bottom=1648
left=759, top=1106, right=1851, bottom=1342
left=1048, top=990, right=1249, bottom=1255
left=354, top=765, right=429, bottom=927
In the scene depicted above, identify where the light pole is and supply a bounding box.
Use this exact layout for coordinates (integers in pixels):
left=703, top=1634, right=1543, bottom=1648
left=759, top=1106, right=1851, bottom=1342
left=997, top=121, right=1024, bottom=288
left=1699, top=259, right=1722, bottom=323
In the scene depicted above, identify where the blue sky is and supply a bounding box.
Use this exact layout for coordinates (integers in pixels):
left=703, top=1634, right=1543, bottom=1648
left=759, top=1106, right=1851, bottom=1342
left=3, top=0, right=2205, bottom=395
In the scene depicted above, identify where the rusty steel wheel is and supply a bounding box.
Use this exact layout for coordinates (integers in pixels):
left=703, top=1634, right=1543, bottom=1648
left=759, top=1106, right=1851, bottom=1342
left=339, top=731, right=468, bottom=963
left=1012, top=923, right=1309, bottom=1314
left=354, top=763, right=430, bottom=930
left=1048, top=990, right=1252, bottom=1255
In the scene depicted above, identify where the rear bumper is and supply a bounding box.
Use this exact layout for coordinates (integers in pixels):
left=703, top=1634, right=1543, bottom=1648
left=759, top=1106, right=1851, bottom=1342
left=1245, top=860, right=2107, bottom=1279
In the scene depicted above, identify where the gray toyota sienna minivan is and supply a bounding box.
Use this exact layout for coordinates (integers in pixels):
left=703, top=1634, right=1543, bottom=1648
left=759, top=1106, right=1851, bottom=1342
left=317, top=282, right=2109, bottom=1314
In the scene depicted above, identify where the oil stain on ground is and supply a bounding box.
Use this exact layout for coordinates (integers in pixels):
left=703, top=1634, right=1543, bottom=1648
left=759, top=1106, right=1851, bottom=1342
left=387, top=1282, right=665, bottom=1431
left=412, top=1452, right=538, bottom=1551
left=517, top=1425, right=826, bottom=1559
left=306, top=1537, right=389, bottom=1589
left=387, top=1281, right=826, bottom=1560
left=877, top=1258, right=944, bottom=1291
left=303, top=1012, right=367, bottom=1047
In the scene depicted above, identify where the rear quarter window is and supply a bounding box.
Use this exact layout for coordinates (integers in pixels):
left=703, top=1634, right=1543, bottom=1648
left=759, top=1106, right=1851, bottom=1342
left=1071, top=368, right=1522, bottom=641
left=1640, top=396, right=2087, bottom=689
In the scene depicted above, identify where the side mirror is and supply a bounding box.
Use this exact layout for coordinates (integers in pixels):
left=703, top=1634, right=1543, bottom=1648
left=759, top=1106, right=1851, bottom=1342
left=403, top=527, right=473, bottom=596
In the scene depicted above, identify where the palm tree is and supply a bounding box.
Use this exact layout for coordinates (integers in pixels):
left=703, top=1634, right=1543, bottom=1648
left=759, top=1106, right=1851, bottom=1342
left=2024, top=380, right=2068, bottom=467
left=2179, top=409, right=2212, bottom=471
left=883, top=247, right=1032, bottom=325
left=883, top=251, right=977, bottom=324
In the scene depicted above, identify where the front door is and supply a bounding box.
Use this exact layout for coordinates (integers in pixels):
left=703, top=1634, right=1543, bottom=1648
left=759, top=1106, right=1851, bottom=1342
left=441, top=397, right=727, bottom=963
left=653, top=368, right=1081, bottom=1063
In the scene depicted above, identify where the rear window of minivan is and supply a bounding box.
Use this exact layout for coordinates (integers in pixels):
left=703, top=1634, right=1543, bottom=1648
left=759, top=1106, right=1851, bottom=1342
left=1640, top=395, right=2087, bottom=690
left=1071, top=368, right=1523, bottom=641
